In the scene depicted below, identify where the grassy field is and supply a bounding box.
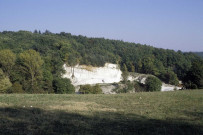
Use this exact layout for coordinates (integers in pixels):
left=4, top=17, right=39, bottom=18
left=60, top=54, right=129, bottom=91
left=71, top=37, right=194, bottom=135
left=0, top=90, right=202, bottom=135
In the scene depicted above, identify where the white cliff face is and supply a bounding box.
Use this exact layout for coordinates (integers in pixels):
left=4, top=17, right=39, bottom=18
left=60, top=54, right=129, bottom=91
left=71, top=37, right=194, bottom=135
left=63, top=63, right=181, bottom=92
left=62, top=63, right=122, bottom=86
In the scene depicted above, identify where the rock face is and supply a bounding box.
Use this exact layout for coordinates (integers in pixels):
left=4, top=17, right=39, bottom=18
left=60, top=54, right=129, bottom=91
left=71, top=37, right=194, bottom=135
left=62, top=63, right=181, bottom=93
left=62, top=63, right=122, bottom=86
left=127, top=73, right=151, bottom=84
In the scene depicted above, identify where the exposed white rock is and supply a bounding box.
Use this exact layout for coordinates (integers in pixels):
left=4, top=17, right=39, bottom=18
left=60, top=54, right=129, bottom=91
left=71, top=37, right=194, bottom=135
left=161, top=83, right=182, bottom=91
left=127, top=73, right=151, bottom=84
left=62, top=63, right=182, bottom=93
left=100, top=84, right=117, bottom=94
left=62, top=63, right=122, bottom=86
left=127, top=73, right=181, bottom=91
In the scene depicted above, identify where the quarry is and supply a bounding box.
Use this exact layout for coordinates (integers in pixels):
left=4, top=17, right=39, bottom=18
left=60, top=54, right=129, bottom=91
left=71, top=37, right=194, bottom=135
left=62, top=63, right=182, bottom=93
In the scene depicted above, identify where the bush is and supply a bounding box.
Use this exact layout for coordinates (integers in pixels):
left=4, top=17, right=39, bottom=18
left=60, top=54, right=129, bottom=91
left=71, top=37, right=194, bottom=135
left=79, top=84, right=92, bottom=94
left=9, top=82, right=24, bottom=93
left=53, top=78, right=75, bottom=94
left=145, top=76, right=162, bottom=92
left=0, top=68, right=12, bottom=93
left=134, top=82, right=146, bottom=92
left=93, top=84, right=102, bottom=94
left=79, top=84, right=102, bottom=94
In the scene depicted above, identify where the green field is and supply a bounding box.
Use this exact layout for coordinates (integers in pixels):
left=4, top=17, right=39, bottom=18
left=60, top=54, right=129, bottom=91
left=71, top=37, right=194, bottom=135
left=0, top=90, right=202, bottom=135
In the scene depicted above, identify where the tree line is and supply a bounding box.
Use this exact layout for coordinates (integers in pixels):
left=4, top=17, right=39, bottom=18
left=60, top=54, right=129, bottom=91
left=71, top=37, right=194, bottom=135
left=0, top=30, right=202, bottom=93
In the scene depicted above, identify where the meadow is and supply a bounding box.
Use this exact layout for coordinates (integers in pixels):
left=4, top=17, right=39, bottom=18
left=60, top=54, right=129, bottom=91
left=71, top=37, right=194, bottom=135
left=0, top=90, right=202, bottom=135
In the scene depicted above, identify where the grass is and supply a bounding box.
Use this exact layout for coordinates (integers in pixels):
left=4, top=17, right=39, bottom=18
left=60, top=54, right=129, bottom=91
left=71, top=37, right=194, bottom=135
left=0, top=90, right=202, bottom=135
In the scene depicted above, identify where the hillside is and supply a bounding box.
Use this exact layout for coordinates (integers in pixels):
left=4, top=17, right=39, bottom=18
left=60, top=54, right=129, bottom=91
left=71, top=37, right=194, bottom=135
left=193, top=52, right=203, bottom=58
left=0, top=30, right=202, bottom=93
left=0, top=90, right=202, bottom=134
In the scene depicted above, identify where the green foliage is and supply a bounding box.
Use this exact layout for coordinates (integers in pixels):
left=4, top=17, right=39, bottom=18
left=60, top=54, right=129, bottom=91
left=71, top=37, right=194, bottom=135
left=0, top=69, right=12, bottom=93
left=79, top=84, right=92, bottom=94
left=93, top=84, right=102, bottom=94
left=0, top=49, right=16, bottom=76
left=65, top=51, right=81, bottom=66
left=79, top=84, right=102, bottom=94
left=122, top=64, right=129, bottom=84
left=113, top=81, right=145, bottom=93
left=159, top=70, right=179, bottom=85
left=183, top=60, right=203, bottom=89
left=134, top=82, right=146, bottom=92
left=42, top=69, right=54, bottom=93
left=145, top=76, right=162, bottom=92
left=9, top=82, right=24, bottom=93
left=53, top=78, right=75, bottom=94
left=141, top=56, right=155, bottom=74
left=18, top=49, right=44, bottom=92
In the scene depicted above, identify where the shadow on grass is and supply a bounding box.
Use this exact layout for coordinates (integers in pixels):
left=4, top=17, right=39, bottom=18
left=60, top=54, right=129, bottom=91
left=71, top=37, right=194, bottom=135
left=0, top=107, right=202, bottom=135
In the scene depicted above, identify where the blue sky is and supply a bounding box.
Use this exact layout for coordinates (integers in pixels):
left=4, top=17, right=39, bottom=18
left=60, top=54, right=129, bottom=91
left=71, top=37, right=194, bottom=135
left=0, top=0, right=203, bottom=52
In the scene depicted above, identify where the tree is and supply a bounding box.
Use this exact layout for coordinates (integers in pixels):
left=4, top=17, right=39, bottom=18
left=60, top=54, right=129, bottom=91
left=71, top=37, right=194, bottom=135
left=159, top=70, right=179, bottom=85
left=19, top=49, right=44, bottom=92
left=0, top=49, right=16, bottom=76
left=44, top=30, right=52, bottom=34
left=64, top=51, right=81, bottom=78
left=183, top=60, right=203, bottom=89
left=141, top=57, right=155, bottom=74
left=33, top=29, right=38, bottom=34
left=137, top=59, right=142, bottom=72
left=122, top=64, right=129, bottom=83
left=0, top=68, right=12, bottom=93
left=42, top=69, right=54, bottom=93
left=130, top=63, right=135, bottom=72
left=53, top=78, right=75, bottom=94
left=145, top=76, right=162, bottom=92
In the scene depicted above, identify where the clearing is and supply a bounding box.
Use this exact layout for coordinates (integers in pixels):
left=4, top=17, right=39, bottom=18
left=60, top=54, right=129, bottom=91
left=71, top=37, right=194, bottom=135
left=0, top=90, right=202, bottom=135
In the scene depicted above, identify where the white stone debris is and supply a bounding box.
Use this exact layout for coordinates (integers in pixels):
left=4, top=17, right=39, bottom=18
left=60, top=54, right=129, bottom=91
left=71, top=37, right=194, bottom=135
left=161, top=83, right=182, bottom=91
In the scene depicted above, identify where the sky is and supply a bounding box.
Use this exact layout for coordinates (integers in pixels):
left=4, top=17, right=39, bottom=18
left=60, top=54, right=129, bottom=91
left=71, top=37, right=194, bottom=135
left=0, top=0, right=203, bottom=52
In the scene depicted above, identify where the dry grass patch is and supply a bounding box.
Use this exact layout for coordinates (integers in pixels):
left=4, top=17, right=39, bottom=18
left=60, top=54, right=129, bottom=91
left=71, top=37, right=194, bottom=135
left=49, top=101, right=117, bottom=112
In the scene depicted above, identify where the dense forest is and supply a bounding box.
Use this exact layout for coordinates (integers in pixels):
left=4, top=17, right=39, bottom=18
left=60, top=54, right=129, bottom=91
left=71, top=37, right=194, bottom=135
left=0, top=30, right=202, bottom=93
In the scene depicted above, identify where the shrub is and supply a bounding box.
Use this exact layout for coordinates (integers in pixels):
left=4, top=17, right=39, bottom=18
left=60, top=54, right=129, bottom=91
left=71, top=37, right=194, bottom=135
left=0, top=68, right=12, bottom=93
left=79, top=84, right=102, bottom=94
left=9, top=82, right=24, bottom=93
left=92, top=84, right=102, bottom=94
left=134, top=82, right=146, bottom=92
left=79, top=84, right=92, bottom=94
left=53, top=78, right=75, bottom=94
left=145, top=76, right=162, bottom=92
